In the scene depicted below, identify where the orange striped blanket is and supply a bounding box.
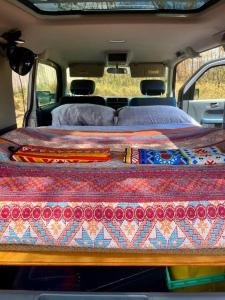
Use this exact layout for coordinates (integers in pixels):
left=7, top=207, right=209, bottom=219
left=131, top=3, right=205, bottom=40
left=10, top=145, right=110, bottom=163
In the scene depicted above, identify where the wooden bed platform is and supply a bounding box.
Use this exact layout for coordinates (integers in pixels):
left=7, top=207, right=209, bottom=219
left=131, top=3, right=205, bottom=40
left=1, top=251, right=225, bottom=266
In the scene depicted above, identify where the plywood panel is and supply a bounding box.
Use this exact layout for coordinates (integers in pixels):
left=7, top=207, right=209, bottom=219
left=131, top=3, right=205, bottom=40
left=1, top=251, right=225, bottom=266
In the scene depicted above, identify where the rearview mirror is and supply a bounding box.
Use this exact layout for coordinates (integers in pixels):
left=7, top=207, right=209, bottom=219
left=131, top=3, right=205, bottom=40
left=107, top=67, right=127, bottom=74
left=7, top=46, right=36, bottom=76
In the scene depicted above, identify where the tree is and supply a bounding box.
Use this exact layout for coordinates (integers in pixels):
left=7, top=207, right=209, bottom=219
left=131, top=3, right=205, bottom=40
left=55, top=0, right=202, bottom=11
left=151, top=0, right=199, bottom=10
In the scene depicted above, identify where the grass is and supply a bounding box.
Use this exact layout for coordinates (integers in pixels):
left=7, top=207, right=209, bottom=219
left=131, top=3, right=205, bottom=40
left=68, top=73, right=164, bottom=97
left=176, top=81, right=225, bottom=100
left=14, top=93, right=26, bottom=127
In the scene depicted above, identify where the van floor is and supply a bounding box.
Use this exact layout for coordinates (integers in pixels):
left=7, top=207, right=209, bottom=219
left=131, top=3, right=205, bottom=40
left=0, top=267, right=168, bottom=292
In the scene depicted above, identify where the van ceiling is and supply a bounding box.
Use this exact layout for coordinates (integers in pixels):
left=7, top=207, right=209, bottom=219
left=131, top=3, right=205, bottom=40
left=1, top=0, right=225, bottom=67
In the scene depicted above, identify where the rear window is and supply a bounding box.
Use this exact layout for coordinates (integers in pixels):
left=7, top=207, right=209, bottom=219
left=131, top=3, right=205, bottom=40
left=66, top=68, right=168, bottom=97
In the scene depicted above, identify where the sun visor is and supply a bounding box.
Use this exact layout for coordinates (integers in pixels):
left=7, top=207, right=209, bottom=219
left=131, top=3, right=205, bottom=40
left=130, top=63, right=166, bottom=78
left=69, top=63, right=104, bottom=77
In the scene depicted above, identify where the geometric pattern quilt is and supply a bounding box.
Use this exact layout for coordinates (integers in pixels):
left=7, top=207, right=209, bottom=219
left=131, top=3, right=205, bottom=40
left=124, top=146, right=225, bottom=165
left=0, top=126, right=224, bottom=252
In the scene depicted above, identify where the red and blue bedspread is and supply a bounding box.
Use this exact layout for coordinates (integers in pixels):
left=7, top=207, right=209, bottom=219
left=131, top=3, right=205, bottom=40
left=0, top=126, right=225, bottom=251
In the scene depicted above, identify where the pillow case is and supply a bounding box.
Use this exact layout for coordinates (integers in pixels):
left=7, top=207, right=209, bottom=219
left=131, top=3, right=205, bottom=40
left=117, top=105, right=200, bottom=126
left=52, top=104, right=115, bottom=126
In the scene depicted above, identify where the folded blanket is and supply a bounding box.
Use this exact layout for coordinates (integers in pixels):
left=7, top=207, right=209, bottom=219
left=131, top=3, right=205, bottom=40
left=124, top=146, right=225, bottom=165
left=10, top=145, right=111, bottom=163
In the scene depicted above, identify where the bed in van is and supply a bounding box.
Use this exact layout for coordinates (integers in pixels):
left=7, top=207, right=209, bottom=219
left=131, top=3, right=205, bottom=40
left=0, top=0, right=225, bottom=267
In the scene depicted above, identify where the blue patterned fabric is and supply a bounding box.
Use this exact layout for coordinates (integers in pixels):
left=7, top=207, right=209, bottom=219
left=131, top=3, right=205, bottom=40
left=139, top=149, right=189, bottom=165
left=124, top=146, right=225, bottom=165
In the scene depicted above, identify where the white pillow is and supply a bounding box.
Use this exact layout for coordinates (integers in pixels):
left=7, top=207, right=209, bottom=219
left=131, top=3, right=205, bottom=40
left=117, top=106, right=200, bottom=126
left=51, top=104, right=116, bottom=126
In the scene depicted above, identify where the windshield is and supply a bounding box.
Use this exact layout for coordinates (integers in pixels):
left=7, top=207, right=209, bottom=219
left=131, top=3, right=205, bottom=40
left=66, top=68, right=168, bottom=97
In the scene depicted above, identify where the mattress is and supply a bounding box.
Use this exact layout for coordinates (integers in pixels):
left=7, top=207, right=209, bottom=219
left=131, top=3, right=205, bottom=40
left=46, top=124, right=201, bottom=131
left=0, top=125, right=225, bottom=252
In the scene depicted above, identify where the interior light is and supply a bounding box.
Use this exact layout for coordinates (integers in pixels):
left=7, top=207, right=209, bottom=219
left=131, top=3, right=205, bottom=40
left=109, top=40, right=126, bottom=44
left=15, top=39, right=25, bottom=44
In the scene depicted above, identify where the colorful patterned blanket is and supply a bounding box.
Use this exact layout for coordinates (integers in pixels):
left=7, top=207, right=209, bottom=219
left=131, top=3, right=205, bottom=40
left=0, top=126, right=225, bottom=252
left=124, top=146, right=225, bottom=165
left=10, top=145, right=111, bottom=163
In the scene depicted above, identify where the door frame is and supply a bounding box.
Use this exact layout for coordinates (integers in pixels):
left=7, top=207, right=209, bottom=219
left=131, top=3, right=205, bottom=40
left=178, top=57, right=225, bottom=108
left=24, top=59, right=63, bottom=127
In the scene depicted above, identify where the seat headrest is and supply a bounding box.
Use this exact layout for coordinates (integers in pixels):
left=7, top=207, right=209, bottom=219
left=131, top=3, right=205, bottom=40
left=70, top=80, right=95, bottom=95
left=141, top=80, right=165, bottom=96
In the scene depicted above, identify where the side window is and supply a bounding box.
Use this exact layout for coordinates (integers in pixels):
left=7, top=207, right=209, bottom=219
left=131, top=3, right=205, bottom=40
left=193, top=66, right=225, bottom=100
left=12, top=71, right=29, bottom=127
left=36, top=62, right=58, bottom=107
left=175, top=46, right=225, bottom=98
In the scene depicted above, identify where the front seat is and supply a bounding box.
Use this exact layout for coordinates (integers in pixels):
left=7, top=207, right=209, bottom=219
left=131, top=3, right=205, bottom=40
left=129, top=79, right=176, bottom=107
left=60, top=79, right=106, bottom=106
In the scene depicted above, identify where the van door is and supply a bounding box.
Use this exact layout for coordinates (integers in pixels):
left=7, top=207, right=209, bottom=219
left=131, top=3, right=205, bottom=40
left=178, top=58, right=225, bottom=127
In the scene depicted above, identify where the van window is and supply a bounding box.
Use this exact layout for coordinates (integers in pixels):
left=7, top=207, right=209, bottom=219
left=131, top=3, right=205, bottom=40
left=175, top=46, right=225, bottom=98
left=193, top=65, right=225, bottom=100
left=66, top=68, right=168, bottom=97
left=12, top=71, right=29, bottom=127
left=36, top=63, right=58, bottom=107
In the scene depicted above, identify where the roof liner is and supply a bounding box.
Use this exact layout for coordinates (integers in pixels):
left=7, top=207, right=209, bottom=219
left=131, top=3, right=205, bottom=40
left=1, top=0, right=225, bottom=66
